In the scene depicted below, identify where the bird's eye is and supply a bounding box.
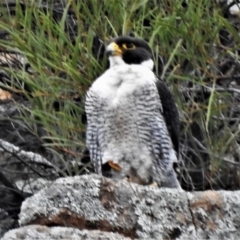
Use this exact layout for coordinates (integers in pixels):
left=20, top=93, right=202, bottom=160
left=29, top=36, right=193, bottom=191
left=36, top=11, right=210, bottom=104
left=122, top=43, right=135, bottom=49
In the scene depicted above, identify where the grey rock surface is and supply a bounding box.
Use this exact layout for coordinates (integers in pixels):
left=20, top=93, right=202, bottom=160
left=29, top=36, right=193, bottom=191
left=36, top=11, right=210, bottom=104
left=2, top=225, right=131, bottom=240
left=15, top=178, right=53, bottom=194
left=7, top=174, right=239, bottom=239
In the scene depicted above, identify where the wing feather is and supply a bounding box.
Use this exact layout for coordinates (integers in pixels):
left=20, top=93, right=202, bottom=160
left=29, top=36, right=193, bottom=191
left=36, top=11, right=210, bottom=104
left=138, top=81, right=180, bottom=187
left=155, top=80, right=180, bottom=156
left=85, top=89, right=102, bottom=174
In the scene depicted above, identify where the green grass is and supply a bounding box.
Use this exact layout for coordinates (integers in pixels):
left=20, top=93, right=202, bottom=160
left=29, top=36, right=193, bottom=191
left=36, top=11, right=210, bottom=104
left=0, top=0, right=240, bottom=189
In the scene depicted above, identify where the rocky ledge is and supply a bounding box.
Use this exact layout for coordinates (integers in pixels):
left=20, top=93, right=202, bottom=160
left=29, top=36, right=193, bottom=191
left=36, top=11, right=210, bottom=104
left=2, top=174, right=240, bottom=239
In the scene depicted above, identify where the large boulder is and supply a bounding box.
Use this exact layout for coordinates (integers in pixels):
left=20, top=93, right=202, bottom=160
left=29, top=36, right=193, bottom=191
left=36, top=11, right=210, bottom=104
left=2, top=174, right=239, bottom=239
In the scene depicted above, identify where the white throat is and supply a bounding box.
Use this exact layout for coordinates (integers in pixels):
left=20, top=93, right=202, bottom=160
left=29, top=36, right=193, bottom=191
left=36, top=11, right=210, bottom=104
left=108, top=56, right=154, bottom=71
left=108, top=56, right=126, bottom=68
left=141, top=59, right=154, bottom=70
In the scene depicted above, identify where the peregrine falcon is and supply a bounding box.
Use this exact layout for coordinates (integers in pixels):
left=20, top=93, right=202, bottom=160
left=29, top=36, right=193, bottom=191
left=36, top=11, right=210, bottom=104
left=85, top=36, right=181, bottom=188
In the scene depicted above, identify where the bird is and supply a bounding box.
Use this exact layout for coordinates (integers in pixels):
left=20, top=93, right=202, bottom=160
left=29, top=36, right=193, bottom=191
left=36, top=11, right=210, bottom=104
left=85, top=36, right=181, bottom=188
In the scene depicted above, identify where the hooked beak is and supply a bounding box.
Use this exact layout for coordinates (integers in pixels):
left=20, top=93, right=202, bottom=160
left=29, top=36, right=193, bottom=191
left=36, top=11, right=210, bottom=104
left=106, top=42, right=123, bottom=56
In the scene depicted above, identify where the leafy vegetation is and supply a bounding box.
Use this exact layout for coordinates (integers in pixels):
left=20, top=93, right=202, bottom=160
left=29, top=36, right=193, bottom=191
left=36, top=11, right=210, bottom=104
left=0, top=0, right=240, bottom=191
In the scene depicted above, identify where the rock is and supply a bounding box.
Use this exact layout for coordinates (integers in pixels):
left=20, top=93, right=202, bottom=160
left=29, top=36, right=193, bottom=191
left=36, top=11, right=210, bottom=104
left=2, top=225, right=130, bottom=240
left=188, top=191, right=240, bottom=239
left=15, top=178, right=53, bottom=194
left=9, top=174, right=239, bottom=239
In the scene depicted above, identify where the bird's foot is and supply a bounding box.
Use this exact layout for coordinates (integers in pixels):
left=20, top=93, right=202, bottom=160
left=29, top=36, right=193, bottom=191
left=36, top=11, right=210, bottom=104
left=107, top=161, right=121, bottom=171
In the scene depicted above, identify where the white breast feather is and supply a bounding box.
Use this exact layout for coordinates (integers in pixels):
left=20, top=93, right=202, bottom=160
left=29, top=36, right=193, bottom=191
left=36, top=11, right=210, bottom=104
left=90, top=63, right=157, bottom=102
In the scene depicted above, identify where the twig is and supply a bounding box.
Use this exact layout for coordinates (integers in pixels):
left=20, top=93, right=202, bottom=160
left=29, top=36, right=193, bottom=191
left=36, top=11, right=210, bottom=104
left=0, top=139, right=54, bottom=168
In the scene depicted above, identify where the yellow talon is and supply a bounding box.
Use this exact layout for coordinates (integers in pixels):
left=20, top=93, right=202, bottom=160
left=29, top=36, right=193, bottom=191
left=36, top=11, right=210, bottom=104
left=108, top=161, right=122, bottom=171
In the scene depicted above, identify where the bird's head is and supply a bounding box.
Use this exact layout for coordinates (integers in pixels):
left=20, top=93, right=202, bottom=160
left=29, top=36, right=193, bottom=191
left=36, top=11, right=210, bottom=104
left=106, top=36, right=154, bottom=70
